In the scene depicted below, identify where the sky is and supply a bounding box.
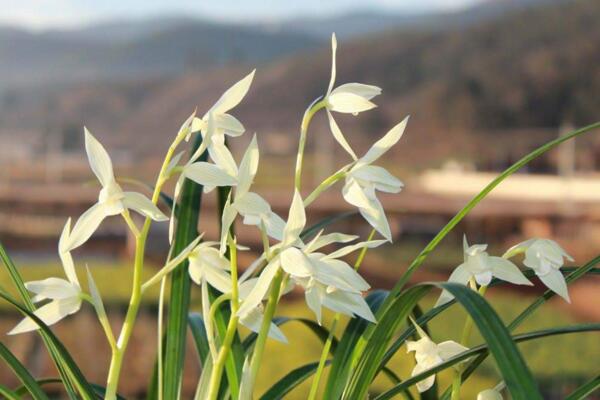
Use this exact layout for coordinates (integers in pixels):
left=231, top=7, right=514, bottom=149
left=0, top=0, right=483, bottom=29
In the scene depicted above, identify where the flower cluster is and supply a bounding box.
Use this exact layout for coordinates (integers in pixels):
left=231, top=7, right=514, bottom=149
left=436, top=236, right=573, bottom=307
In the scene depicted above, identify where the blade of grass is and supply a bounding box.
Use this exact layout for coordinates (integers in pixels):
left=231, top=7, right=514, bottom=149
left=344, top=282, right=543, bottom=400
left=0, top=342, right=49, bottom=400
left=565, top=375, right=600, bottom=400
left=162, top=133, right=206, bottom=399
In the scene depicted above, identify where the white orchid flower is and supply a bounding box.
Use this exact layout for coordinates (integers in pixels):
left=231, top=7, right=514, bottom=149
left=184, top=134, right=285, bottom=250
left=504, top=238, right=573, bottom=302
left=238, top=191, right=381, bottom=324
left=435, top=236, right=532, bottom=307
left=324, top=33, right=382, bottom=159
left=188, top=241, right=233, bottom=294
left=342, top=118, right=408, bottom=241
left=9, top=220, right=83, bottom=334
left=190, top=70, right=255, bottom=156
left=406, top=319, right=468, bottom=393
left=66, top=129, right=168, bottom=251
left=237, top=278, right=287, bottom=343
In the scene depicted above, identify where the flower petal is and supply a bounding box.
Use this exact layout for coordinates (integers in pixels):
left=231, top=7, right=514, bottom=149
left=330, top=83, right=381, bottom=100
left=239, top=307, right=288, bottom=343
left=237, top=259, right=279, bottom=317
left=66, top=202, right=107, bottom=251
left=412, top=363, right=437, bottom=393
left=314, top=258, right=370, bottom=292
left=537, top=268, right=570, bottom=302
left=438, top=340, right=469, bottom=361
left=237, top=135, right=259, bottom=195
left=208, top=143, right=238, bottom=178
left=8, top=297, right=81, bottom=335
left=282, top=190, right=306, bottom=247
left=86, top=266, right=107, bottom=319
left=25, top=278, right=80, bottom=300
left=280, top=247, right=314, bottom=277
left=305, top=283, right=324, bottom=324
left=326, top=110, right=357, bottom=160
left=184, top=162, right=237, bottom=187
left=58, top=219, right=79, bottom=285
left=216, top=113, right=245, bottom=137
left=435, top=264, right=471, bottom=307
left=219, top=196, right=238, bottom=254
left=358, top=116, right=409, bottom=166
left=489, top=257, right=532, bottom=286
left=305, top=232, right=358, bottom=253
left=326, top=239, right=386, bottom=259
left=351, top=165, right=403, bottom=193
left=324, top=289, right=376, bottom=322
left=264, top=212, right=286, bottom=241
left=122, top=192, right=168, bottom=221
left=327, top=92, right=376, bottom=114
left=84, top=128, right=114, bottom=187
left=209, top=70, right=256, bottom=115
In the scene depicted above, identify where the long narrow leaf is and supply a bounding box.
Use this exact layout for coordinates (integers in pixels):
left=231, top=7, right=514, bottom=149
left=260, top=361, right=326, bottom=400
left=323, top=290, right=388, bottom=399
left=0, top=289, right=97, bottom=399
left=343, top=283, right=543, bottom=400
left=0, top=342, right=49, bottom=400
left=162, top=134, right=206, bottom=399
left=565, top=375, right=600, bottom=400
left=0, top=384, right=20, bottom=400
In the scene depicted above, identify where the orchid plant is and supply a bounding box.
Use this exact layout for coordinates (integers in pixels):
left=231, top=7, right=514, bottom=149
left=1, top=33, right=599, bottom=400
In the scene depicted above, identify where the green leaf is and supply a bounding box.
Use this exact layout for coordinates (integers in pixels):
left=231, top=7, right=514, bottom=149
left=565, top=374, right=600, bottom=400
left=0, top=384, right=20, bottom=400
left=0, top=342, right=49, bottom=400
left=323, top=290, right=388, bottom=399
left=0, top=289, right=97, bottom=400
left=0, top=243, right=79, bottom=398
left=189, top=313, right=210, bottom=365
left=162, top=133, right=206, bottom=399
left=374, top=323, right=600, bottom=400
left=259, top=361, right=326, bottom=400
left=343, top=283, right=543, bottom=400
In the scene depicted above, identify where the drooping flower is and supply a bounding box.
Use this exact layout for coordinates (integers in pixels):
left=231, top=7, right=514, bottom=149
left=342, top=118, right=408, bottom=241
left=66, top=129, right=168, bottom=251
left=324, top=33, right=382, bottom=159
left=184, top=134, right=285, bottom=250
left=10, top=220, right=83, bottom=334
left=237, top=278, right=287, bottom=343
left=188, top=241, right=233, bottom=294
left=504, top=238, right=573, bottom=302
left=435, top=236, right=532, bottom=307
left=406, top=319, right=469, bottom=393
left=237, top=191, right=382, bottom=324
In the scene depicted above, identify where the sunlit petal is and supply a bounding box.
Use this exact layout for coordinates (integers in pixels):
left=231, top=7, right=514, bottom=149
left=358, top=116, right=409, bottom=166
left=84, top=128, right=115, bottom=187
left=122, top=192, right=168, bottom=221
left=209, top=70, right=256, bottom=115
left=67, top=202, right=108, bottom=251
left=326, top=110, right=357, bottom=160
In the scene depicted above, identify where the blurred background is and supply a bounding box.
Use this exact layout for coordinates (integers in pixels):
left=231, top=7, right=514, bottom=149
left=0, top=0, right=599, bottom=398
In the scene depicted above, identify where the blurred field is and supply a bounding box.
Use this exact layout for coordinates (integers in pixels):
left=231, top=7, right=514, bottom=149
left=1, top=256, right=598, bottom=399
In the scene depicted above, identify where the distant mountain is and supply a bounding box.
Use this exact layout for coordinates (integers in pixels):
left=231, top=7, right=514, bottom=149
left=1, top=0, right=596, bottom=169
left=0, top=20, right=320, bottom=90
left=268, top=0, right=569, bottom=39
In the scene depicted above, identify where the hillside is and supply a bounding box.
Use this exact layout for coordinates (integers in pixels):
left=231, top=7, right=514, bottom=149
left=1, top=0, right=598, bottom=170
left=0, top=20, right=320, bottom=90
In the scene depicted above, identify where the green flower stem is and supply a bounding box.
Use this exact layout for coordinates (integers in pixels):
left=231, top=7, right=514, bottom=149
left=121, top=210, right=140, bottom=238
left=207, top=238, right=239, bottom=400
left=303, top=168, right=347, bottom=207
left=308, top=229, right=376, bottom=400
left=246, top=268, right=285, bottom=395
left=104, top=134, right=185, bottom=400
left=451, top=282, right=488, bottom=400
left=295, top=99, right=327, bottom=190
